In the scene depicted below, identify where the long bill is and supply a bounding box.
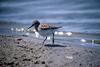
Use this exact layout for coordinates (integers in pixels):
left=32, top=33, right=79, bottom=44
left=28, top=24, right=34, bottom=29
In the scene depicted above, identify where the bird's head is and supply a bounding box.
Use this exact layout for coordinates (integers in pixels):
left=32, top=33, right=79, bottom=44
left=28, top=20, right=40, bottom=29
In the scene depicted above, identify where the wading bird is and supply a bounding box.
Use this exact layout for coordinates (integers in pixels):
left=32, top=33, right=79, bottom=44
left=28, top=20, right=62, bottom=45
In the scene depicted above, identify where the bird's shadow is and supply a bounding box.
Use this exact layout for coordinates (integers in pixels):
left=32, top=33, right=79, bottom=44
left=44, top=44, right=67, bottom=47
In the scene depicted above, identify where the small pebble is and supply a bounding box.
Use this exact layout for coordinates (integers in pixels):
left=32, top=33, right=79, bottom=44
left=16, top=42, right=20, bottom=44
left=13, top=57, right=18, bottom=59
left=23, top=58, right=31, bottom=61
left=80, top=63, right=82, bottom=66
left=34, top=61, right=39, bottom=64
left=30, top=48, right=33, bottom=50
left=17, top=38, right=22, bottom=41
left=15, top=62, right=19, bottom=66
left=41, top=61, right=45, bottom=64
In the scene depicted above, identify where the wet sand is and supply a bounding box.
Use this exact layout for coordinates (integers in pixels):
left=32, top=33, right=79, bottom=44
left=0, top=35, right=100, bottom=67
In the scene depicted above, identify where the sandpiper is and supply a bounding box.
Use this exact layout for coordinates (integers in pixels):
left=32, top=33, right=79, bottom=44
left=28, top=20, right=62, bottom=45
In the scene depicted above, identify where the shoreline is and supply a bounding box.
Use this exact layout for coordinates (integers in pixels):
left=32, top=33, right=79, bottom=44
left=0, top=35, right=100, bottom=67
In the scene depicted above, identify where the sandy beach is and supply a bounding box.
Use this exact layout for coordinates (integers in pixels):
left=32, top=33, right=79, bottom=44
left=1, top=0, right=100, bottom=67
left=0, top=35, right=100, bottom=67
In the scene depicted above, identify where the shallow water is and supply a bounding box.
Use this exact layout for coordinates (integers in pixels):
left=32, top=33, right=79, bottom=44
left=0, top=22, right=100, bottom=47
left=0, top=0, right=100, bottom=47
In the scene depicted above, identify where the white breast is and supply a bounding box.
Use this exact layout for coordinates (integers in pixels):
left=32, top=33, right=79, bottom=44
left=38, top=29, right=56, bottom=37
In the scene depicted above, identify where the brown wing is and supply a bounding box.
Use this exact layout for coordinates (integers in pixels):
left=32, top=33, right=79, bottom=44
left=39, top=24, right=62, bottom=30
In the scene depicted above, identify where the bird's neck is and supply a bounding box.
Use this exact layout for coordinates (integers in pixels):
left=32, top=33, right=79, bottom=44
left=34, top=25, right=39, bottom=32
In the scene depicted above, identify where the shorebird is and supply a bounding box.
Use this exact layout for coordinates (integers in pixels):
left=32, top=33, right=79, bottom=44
left=28, top=20, right=62, bottom=45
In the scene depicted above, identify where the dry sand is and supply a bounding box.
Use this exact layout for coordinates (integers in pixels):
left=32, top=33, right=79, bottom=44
left=0, top=35, right=100, bottom=67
